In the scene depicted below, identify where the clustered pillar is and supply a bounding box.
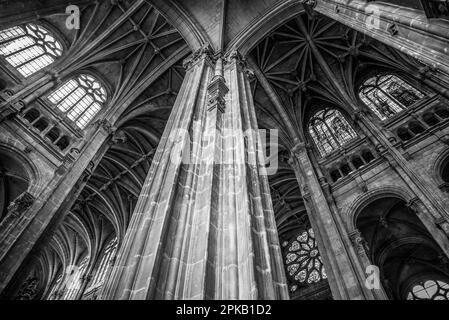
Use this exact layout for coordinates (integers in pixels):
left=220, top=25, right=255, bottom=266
left=101, top=48, right=289, bottom=300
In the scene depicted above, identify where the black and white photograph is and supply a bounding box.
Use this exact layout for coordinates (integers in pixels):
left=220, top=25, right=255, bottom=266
left=0, top=0, right=448, bottom=311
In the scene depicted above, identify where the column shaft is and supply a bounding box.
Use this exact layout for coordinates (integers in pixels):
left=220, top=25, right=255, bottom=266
left=102, top=50, right=288, bottom=300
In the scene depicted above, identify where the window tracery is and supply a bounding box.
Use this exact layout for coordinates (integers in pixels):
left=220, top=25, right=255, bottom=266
left=61, top=257, right=88, bottom=300
left=0, top=24, right=63, bottom=77
left=282, top=228, right=327, bottom=293
left=407, top=280, right=449, bottom=300
left=359, top=74, right=425, bottom=120
left=47, top=74, right=107, bottom=129
left=308, top=108, right=357, bottom=157
left=89, top=238, right=117, bottom=290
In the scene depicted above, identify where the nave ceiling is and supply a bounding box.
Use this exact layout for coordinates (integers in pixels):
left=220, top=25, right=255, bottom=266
left=3, top=0, right=434, bottom=299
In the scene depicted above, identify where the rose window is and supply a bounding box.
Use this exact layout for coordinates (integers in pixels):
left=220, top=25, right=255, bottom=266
left=282, top=228, right=327, bottom=291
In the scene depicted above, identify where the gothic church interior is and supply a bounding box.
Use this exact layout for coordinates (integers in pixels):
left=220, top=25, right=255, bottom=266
left=0, top=0, right=449, bottom=300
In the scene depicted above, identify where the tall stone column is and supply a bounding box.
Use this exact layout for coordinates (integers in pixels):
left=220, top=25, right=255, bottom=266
left=102, top=48, right=289, bottom=300
left=289, top=142, right=381, bottom=300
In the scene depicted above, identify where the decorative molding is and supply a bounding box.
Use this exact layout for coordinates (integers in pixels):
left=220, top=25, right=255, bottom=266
left=405, top=197, right=422, bottom=213
left=435, top=217, right=449, bottom=236
left=7, top=192, right=35, bottom=218
left=95, top=119, right=115, bottom=135
left=225, top=50, right=255, bottom=79
left=348, top=229, right=369, bottom=257
left=387, top=23, right=399, bottom=36
left=207, top=74, right=229, bottom=113
left=298, top=0, right=317, bottom=8
left=182, top=44, right=215, bottom=70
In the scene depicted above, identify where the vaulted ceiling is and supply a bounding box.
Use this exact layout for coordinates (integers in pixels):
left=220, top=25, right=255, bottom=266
left=13, top=0, right=428, bottom=298
left=250, top=11, right=425, bottom=246
left=29, top=0, right=190, bottom=285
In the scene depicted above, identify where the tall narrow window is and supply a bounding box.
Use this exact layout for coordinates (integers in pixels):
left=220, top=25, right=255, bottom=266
left=62, top=257, right=88, bottom=300
left=87, top=238, right=117, bottom=293
left=359, top=74, right=425, bottom=120
left=308, top=107, right=357, bottom=157
left=0, top=24, right=63, bottom=77
left=48, top=74, right=107, bottom=129
left=47, top=273, right=62, bottom=300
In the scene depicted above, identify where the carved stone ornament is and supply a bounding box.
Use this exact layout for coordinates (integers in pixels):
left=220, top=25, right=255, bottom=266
left=182, top=44, right=215, bottom=70
left=7, top=192, right=35, bottom=217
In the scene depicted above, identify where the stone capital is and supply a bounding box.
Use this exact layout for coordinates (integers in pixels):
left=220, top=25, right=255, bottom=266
left=224, top=50, right=255, bottom=79
left=183, top=44, right=215, bottom=70
left=291, top=142, right=308, bottom=158
left=348, top=229, right=369, bottom=256
left=95, top=119, right=115, bottom=135
left=405, top=197, right=422, bottom=212
left=299, top=0, right=317, bottom=8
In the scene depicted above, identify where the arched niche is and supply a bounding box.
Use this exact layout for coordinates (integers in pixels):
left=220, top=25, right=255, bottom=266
left=356, top=196, right=449, bottom=300
left=0, top=149, right=31, bottom=222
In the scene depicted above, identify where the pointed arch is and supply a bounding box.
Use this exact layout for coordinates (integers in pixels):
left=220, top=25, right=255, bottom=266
left=47, top=73, right=107, bottom=129
left=359, top=73, right=426, bottom=120
left=0, top=23, right=63, bottom=77
left=307, top=107, right=357, bottom=157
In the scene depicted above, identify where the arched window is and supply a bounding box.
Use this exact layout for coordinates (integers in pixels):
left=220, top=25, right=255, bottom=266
left=61, top=256, right=88, bottom=300
left=282, top=228, right=327, bottom=293
left=47, top=74, right=107, bottom=129
left=88, top=238, right=117, bottom=291
left=407, top=280, right=449, bottom=300
left=359, top=74, right=425, bottom=120
left=0, top=24, right=63, bottom=77
left=308, top=108, right=357, bottom=157
left=47, top=273, right=62, bottom=300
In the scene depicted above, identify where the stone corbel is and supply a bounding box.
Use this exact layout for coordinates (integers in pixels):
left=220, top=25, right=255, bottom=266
left=299, top=0, right=317, bottom=7
left=207, top=54, right=229, bottom=113
left=182, top=43, right=215, bottom=70
left=95, top=119, right=115, bottom=135
left=225, top=50, right=255, bottom=79
left=348, top=229, right=369, bottom=257
left=110, top=129, right=127, bottom=145
left=7, top=192, right=35, bottom=218
left=406, top=197, right=422, bottom=213
left=291, top=141, right=308, bottom=159
left=435, top=216, right=449, bottom=236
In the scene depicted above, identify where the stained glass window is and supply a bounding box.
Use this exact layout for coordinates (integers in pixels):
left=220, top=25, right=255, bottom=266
left=48, top=74, right=107, bottom=129
left=309, top=108, right=357, bottom=157
left=0, top=24, right=63, bottom=77
left=407, top=280, right=449, bottom=300
left=47, top=273, right=62, bottom=300
left=359, top=74, right=425, bottom=120
left=282, top=228, right=327, bottom=293
left=88, top=238, right=117, bottom=291
left=61, top=257, right=88, bottom=300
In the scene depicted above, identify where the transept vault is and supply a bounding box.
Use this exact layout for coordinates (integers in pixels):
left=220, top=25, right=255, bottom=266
left=0, top=0, right=448, bottom=300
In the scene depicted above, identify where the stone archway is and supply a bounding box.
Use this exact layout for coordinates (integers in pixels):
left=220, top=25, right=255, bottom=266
left=0, top=148, right=32, bottom=223
left=355, top=196, right=449, bottom=300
